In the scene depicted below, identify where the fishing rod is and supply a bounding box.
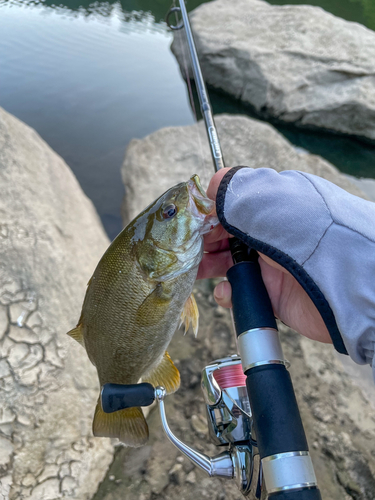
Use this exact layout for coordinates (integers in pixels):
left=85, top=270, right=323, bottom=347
left=101, top=2, right=321, bottom=499
left=168, top=2, right=321, bottom=498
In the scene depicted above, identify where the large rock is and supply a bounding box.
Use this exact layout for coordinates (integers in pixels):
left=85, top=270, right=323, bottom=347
left=171, top=0, right=375, bottom=142
left=115, top=114, right=375, bottom=500
left=0, top=107, right=113, bottom=499
left=121, top=113, right=363, bottom=223
left=347, top=175, right=375, bottom=202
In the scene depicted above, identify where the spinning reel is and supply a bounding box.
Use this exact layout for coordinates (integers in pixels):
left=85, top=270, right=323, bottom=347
left=101, top=355, right=264, bottom=498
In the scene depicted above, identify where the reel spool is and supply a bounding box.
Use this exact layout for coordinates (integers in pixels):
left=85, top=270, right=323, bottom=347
left=201, top=356, right=263, bottom=498
left=202, top=355, right=253, bottom=446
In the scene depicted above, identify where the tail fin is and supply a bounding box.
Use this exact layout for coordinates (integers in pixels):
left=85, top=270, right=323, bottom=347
left=93, top=398, right=148, bottom=447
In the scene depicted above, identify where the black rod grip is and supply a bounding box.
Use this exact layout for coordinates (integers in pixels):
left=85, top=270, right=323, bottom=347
left=227, top=260, right=277, bottom=335
left=270, top=487, right=322, bottom=499
left=245, top=364, right=308, bottom=457
left=227, top=258, right=321, bottom=498
left=101, top=383, right=155, bottom=413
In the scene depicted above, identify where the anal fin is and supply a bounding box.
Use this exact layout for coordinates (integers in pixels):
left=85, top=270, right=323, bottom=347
left=93, top=398, right=148, bottom=447
left=67, top=324, right=85, bottom=347
left=180, top=293, right=199, bottom=337
left=142, top=351, right=180, bottom=394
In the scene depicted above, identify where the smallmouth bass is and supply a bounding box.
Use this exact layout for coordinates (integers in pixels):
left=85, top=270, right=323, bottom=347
left=67, top=175, right=218, bottom=446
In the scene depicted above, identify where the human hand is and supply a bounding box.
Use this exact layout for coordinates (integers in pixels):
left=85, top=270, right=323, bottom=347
left=198, top=167, right=331, bottom=344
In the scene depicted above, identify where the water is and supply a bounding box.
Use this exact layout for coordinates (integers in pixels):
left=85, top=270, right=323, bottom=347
left=207, top=89, right=375, bottom=180
left=268, top=0, right=375, bottom=31
left=1, top=0, right=375, bottom=239
left=0, top=1, right=205, bottom=239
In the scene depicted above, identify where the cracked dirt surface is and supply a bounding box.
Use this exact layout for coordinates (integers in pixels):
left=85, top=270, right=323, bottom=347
left=0, top=107, right=114, bottom=499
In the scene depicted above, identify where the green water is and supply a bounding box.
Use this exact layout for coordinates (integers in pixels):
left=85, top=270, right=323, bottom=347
left=269, top=0, right=375, bottom=31
left=207, top=88, right=375, bottom=179
left=1, top=0, right=375, bottom=238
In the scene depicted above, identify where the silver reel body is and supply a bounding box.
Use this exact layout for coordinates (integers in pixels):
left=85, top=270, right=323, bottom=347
left=202, top=355, right=253, bottom=445
left=155, top=355, right=263, bottom=498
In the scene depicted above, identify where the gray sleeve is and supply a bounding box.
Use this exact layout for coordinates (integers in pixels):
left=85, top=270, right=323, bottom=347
left=216, top=166, right=375, bottom=378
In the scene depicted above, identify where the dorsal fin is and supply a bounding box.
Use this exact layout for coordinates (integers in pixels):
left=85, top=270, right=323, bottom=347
left=67, top=323, right=85, bottom=347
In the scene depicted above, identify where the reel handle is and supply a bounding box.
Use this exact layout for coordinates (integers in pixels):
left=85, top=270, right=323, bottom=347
left=101, top=384, right=236, bottom=483
left=101, top=382, right=155, bottom=413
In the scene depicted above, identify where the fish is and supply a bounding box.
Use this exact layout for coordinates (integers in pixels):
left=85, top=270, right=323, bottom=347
left=67, top=174, right=218, bottom=447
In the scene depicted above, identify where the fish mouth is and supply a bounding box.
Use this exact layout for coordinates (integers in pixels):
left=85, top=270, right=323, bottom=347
left=188, top=175, right=215, bottom=215
left=190, top=174, right=207, bottom=198
left=187, top=175, right=219, bottom=234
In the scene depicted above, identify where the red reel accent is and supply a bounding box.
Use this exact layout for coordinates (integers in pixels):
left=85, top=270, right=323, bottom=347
left=213, top=364, right=246, bottom=389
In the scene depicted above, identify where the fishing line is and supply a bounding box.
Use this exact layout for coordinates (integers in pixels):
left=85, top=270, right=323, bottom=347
left=172, top=1, right=197, bottom=121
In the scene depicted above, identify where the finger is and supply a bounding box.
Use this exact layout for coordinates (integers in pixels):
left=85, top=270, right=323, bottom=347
left=204, top=223, right=232, bottom=247
left=204, top=235, right=230, bottom=253
left=213, top=280, right=232, bottom=308
left=206, top=167, right=233, bottom=200
left=197, top=250, right=233, bottom=280
left=258, top=252, right=290, bottom=275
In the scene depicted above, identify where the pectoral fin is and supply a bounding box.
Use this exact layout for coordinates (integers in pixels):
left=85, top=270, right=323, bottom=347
left=136, top=282, right=172, bottom=327
left=179, top=293, right=199, bottom=337
left=142, top=351, right=180, bottom=394
left=67, top=323, right=85, bottom=347
left=93, top=397, right=148, bottom=447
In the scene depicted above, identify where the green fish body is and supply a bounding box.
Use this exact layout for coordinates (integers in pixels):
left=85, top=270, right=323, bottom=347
left=67, top=175, right=217, bottom=446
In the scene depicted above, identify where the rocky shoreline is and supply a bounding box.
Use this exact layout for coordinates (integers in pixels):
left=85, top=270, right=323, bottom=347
left=2, top=108, right=375, bottom=500
left=1, top=0, right=375, bottom=498
left=0, top=107, right=113, bottom=499
left=172, top=0, right=375, bottom=143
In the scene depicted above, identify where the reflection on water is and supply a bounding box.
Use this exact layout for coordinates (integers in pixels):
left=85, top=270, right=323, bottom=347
left=349, top=0, right=375, bottom=31
left=0, top=0, right=213, bottom=239
left=0, top=0, right=375, bottom=240
left=0, top=1, right=204, bottom=239
left=0, top=0, right=210, bottom=19
left=3, top=0, right=374, bottom=29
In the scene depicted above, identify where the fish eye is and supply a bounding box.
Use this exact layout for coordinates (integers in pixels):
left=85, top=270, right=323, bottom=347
left=162, top=204, right=177, bottom=220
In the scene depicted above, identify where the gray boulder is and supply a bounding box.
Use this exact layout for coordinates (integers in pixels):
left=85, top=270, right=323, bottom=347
left=171, top=0, right=375, bottom=141
left=121, top=113, right=363, bottom=224
left=346, top=175, right=375, bottom=202
left=116, top=114, right=375, bottom=499
left=0, top=107, right=113, bottom=499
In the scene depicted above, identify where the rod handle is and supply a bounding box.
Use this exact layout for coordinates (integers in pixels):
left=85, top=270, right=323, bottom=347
left=227, top=259, right=277, bottom=335
left=227, top=259, right=321, bottom=498
left=268, top=488, right=322, bottom=499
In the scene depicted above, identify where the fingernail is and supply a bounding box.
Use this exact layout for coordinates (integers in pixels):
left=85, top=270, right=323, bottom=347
left=214, top=284, right=223, bottom=300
